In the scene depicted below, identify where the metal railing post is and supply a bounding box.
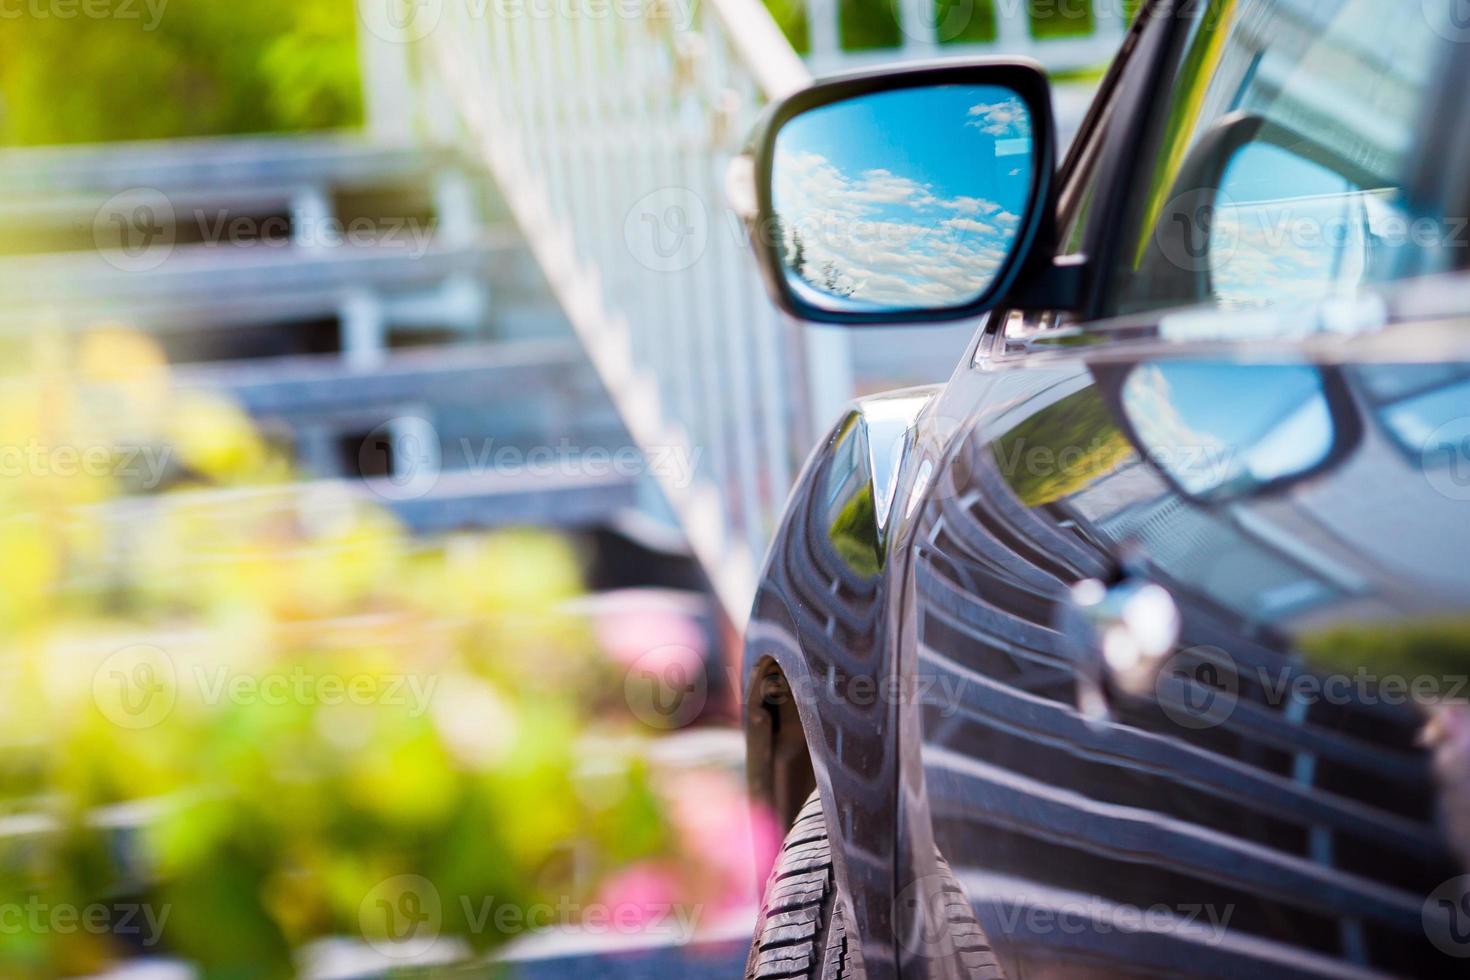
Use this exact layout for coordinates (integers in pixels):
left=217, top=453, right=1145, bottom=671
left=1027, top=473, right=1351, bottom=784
left=380, top=0, right=1115, bottom=628
left=355, top=0, right=418, bottom=143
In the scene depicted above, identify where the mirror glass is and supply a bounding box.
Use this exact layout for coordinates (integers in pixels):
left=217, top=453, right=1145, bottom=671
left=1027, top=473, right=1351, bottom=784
left=1210, top=141, right=1400, bottom=309
left=1120, top=362, right=1337, bottom=500
left=770, top=84, right=1035, bottom=315
left=1360, top=364, right=1470, bottom=466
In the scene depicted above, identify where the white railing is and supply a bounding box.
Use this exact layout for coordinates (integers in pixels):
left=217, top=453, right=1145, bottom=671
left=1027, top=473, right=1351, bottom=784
left=354, top=0, right=1122, bottom=628
left=358, top=0, right=832, bottom=628
left=797, top=0, right=1128, bottom=75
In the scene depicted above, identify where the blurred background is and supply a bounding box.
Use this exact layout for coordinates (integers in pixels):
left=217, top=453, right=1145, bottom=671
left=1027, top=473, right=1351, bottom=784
left=0, top=0, right=1121, bottom=975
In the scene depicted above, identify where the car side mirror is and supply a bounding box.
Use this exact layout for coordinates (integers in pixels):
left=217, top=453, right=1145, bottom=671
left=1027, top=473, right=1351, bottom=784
left=1097, top=360, right=1363, bottom=504
left=1141, top=112, right=1395, bottom=310
left=745, top=62, right=1059, bottom=326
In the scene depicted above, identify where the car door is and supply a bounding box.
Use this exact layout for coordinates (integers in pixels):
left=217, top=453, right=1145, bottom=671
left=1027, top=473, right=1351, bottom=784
left=897, top=2, right=1470, bottom=978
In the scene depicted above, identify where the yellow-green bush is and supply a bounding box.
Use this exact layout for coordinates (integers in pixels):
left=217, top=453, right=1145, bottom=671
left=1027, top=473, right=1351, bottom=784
left=0, top=328, right=683, bottom=976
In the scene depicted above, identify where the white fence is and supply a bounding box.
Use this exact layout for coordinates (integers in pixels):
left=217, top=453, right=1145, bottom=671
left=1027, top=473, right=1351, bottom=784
left=355, top=0, right=1123, bottom=627
left=795, top=0, right=1127, bottom=74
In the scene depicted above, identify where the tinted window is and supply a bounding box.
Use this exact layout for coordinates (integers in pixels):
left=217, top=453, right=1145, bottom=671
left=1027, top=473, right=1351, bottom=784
left=1109, top=0, right=1446, bottom=315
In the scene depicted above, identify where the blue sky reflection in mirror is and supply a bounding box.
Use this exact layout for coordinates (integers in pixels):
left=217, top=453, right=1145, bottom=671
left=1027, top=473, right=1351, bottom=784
left=772, top=84, right=1034, bottom=314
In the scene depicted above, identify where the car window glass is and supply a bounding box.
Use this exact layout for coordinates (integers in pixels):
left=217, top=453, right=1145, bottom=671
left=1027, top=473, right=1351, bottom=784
left=1109, top=0, right=1445, bottom=316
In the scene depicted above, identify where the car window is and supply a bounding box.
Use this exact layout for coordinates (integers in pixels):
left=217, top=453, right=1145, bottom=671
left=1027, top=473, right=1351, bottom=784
left=1108, top=0, right=1447, bottom=316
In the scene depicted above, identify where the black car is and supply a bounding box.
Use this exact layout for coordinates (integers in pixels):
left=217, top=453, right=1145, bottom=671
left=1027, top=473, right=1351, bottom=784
left=737, top=1, right=1470, bottom=977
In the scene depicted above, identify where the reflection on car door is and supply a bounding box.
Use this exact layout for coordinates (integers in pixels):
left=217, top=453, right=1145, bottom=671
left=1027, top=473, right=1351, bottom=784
left=903, top=3, right=1470, bottom=977
left=908, top=292, right=1470, bottom=979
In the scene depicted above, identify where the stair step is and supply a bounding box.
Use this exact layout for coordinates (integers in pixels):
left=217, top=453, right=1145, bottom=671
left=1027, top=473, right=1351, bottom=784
left=99, top=465, right=639, bottom=535
left=0, top=232, right=509, bottom=307
left=0, top=133, right=461, bottom=211
left=0, top=240, right=533, bottom=358
left=0, top=134, right=484, bottom=260
left=369, top=466, right=639, bottom=532
left=174, top=340, right=599, bottom=412
left=172, top=342, right=627, bottom=483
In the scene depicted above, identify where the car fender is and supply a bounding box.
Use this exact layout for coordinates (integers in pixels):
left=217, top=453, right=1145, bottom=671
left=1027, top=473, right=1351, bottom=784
left=743, top=385, right=941, bottom=980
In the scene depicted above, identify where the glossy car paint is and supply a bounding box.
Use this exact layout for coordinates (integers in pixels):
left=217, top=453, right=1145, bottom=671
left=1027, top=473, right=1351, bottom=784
left=742, top=5, right=1470, bottom=980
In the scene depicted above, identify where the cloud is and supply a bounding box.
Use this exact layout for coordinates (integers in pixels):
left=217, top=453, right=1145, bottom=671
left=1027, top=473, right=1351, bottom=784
left=771, top=148, right=1020, bottom=308
left=965, top=98, right=1032, bottom=138
left=942, top=218, right=997, bottom=236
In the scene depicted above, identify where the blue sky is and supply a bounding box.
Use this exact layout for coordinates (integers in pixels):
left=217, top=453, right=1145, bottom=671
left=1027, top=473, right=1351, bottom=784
left=779, top=84, right=1034, bottom=220
left=771, top=84, right=1035, bottom=310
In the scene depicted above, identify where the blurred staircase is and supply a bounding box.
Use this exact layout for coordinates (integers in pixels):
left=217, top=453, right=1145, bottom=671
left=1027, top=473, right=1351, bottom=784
left=2, top=136, right=631, bottom=527
left=0, top=131, right=722, bottom=661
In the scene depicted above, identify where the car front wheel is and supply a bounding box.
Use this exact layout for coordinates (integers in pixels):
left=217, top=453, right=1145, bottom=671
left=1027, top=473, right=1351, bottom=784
left=745, top=790, right=1003, bottom=979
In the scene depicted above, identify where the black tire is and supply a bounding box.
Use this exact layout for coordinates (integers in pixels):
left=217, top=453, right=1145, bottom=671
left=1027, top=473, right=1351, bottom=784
left=745, top=790, right=853, bottom=979
left=925, top=857, right=1006, bottom=979
left=746, top=790, right=1004, bottom=979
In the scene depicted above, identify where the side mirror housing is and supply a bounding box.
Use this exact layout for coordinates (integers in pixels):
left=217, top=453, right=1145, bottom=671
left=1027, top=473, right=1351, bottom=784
left=1095, top=360, right=1363, bottom=504
left=1139, top=111, right=1396, bottom=310
left=746, top=61, right=1060, bottom=326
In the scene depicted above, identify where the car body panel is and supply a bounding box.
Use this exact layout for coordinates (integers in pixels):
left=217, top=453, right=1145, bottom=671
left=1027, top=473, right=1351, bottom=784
left=744, top=386, right=941, bottom=980
left=893, top=294, right=1470, bottom=978
left=742, top=2, right=1470, bottom=978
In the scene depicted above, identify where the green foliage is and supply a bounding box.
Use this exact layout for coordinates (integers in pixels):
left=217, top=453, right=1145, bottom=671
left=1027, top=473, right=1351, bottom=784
left=765, top=0, right=812, bottom=54
left=839, top=0, right=901, bottom=52
left=0, top=329, right=687, bottom=975
left=1028, top=0, right=1094, bottom=39
left=764, top=0, right=1121, bottom=56
left=828, top=485, right=881, bottom=578
left=937, top=0, right=997, bottom=46
left=993, top=387, right=1134, bottom=507
left=0, top=0, right=362, bottom=146
left=1299, top=619, right=1470, bottom=678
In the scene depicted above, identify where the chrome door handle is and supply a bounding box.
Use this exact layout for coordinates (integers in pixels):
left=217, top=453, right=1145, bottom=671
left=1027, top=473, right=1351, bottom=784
left=1060, top=576, right=1181, bottom=722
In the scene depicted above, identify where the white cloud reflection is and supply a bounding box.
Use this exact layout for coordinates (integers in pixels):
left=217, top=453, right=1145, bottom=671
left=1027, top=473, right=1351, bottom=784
left=772, top=149, right=1019, bottom=308
left=965, top=99, right=1032, bottom=138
